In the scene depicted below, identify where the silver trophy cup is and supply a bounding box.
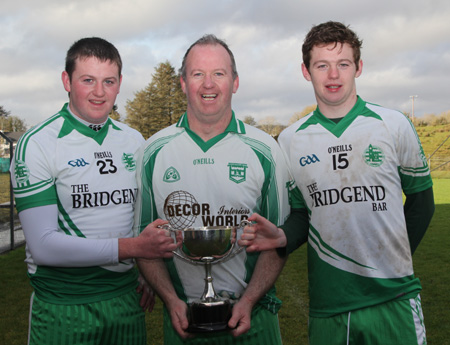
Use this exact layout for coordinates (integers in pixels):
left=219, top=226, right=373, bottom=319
left=166, top=221, right=249, bottom=333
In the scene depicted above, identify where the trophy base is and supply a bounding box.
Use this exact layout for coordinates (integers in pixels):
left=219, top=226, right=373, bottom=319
left=187, top=300, right=232, bottom=333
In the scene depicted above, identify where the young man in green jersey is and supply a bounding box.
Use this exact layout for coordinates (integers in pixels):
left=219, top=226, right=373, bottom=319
left=134, top=34, right=292, bottom=345
left=240, top=21, right=434, bottom=345
left=10, top=37, right=178, bottom=345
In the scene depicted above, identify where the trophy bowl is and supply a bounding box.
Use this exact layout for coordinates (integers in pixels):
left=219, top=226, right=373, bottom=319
left=166, top=221, right=249, bottom=333
left=181, top=226, right=233, bottom=259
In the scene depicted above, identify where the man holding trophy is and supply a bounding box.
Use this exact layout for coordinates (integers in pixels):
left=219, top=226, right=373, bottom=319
left=134, top=34, right=293, bottom=344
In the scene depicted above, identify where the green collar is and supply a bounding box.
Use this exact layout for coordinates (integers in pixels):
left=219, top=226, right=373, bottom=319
left=297, top=96, right=369, bottom=138
left=57, top=103, right=121, bottom=145
left=176, top=111, right=246, bottom=152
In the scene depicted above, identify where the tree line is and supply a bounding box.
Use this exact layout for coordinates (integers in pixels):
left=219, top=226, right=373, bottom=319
left=2, top=61, right=450, bottom=139
left=0, top=106, right=27, bottom=132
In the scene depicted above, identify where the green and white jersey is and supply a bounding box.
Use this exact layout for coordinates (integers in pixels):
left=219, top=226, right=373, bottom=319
left=11, top=103, right=144, bottom=304
left=134, top=112, right=291, bottom=312
left=278, top=97, right=433, bottom=317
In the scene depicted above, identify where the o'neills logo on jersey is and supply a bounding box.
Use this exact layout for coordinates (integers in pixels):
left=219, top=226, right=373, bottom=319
left=163, top=190, right=249, bottom=229
left=308, top=183, right=386, bottom=208
left=71, top=184, right=137, bottom=208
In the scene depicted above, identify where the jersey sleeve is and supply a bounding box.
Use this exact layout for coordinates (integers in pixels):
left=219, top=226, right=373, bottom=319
left=404, top=186, right=435, bottom=254
left=395, top=115, right=433, bottom=194
left=19, top=205, right=118, bottom=267
left=10, top=132, right=58, bottom=212
left=259, top=140, right=293, bottom=227
left=133, top=142, right=158, bottom=235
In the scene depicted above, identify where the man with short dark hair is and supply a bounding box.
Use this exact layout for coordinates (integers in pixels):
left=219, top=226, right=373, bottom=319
left=240, top=21, right=434, bottom=345
left=11, top=37, right=177, bottom=345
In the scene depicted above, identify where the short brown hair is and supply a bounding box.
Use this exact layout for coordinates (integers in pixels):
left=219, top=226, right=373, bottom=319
left=302, top=21, right=363, bottom=71
left=179, top=34, right=238, bottom=81
left=65, top=37, right=122, bottom=80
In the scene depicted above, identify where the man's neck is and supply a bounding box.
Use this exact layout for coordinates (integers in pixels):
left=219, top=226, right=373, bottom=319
left=319, top=101, right=356, bottom=119
left=186, top=112, right=232, bottom=142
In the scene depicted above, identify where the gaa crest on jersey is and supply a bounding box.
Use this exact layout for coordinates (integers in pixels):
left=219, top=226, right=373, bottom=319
left=363, top=144, right=385, bottom=167
left=228, top=163, right=248, bottom=184
left=163, top=167, right=181, bottom=183
left=14, top=160, right=30, bottom=183
left=121, top=153, right=136, bottom=172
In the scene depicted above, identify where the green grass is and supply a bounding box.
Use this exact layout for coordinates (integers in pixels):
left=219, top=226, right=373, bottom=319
left=0, top=173, right=15, bottom=224
left=1, top=180, right=449, bottom=345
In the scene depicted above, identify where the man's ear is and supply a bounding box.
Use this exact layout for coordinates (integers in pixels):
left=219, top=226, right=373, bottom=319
left=356, top=60, right=363, bottom=78
left=62, top=71, right=71, bottom=93
left=180, top=76, right=187, bottom=94
left=301, top=63, right=312, bottom=82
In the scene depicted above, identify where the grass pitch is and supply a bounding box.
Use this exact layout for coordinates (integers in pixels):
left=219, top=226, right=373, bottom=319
left=1, top=179, right=449, bottom=344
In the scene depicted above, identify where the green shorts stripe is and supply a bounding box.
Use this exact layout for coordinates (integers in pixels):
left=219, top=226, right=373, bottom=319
left=28, top=290, right=146, bottom=345
left=309, top=294, right=427, bottom=345
left=163, top=305, right=282, bottom=345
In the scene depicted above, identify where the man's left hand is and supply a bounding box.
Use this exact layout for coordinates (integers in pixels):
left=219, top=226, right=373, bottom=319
left=137, top=275, right=155, bottom=312
left=227, top=296, right=253, bottom=337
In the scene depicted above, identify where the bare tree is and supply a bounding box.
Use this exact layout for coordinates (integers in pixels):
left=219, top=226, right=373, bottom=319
left=289, top=104, right=317, bottom=125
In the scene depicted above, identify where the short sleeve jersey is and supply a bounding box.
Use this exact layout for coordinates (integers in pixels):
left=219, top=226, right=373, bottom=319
left=278, top=97, right=433, bottom=317
left=10, top=103, right=145, bottom=304
left=134, top=112, right=291, bottom=312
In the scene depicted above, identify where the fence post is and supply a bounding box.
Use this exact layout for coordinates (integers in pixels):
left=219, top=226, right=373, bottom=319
left=9, top=140, right=14, bottom=250
left=0, top=131, right=15, bottom=250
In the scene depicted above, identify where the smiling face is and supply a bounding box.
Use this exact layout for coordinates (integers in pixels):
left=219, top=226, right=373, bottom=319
left=302, top=42, right=363, bottom=118
left=62, top=56, right=122, bottom=124
left=180, top=44, right=239, bottom=126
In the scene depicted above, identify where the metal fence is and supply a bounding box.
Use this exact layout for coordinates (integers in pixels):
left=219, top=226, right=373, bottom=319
left=0, top=132, right=24, bottom=253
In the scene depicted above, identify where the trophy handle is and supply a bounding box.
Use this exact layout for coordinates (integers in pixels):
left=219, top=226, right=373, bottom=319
left=212, top=219, right=250, bottom=263
left=159, top=224, right=200, bottom=264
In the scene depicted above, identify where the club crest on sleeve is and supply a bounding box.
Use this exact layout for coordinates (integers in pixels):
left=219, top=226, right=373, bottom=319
left=14, top=160, right=30, bottom=183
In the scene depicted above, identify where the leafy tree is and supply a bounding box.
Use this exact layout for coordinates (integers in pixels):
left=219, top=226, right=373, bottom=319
left=3, top=116, right=27, bottom=132
left=109, top=104, right=121, bottom=122
left=0, top=106, right=27, bottom=132
left=242, top=115, right=257, bottom=126
left=125, top=61, right=186, bottom=139
left=257, top=116, right=286, bottom=138
left=1, top=105, right=11, bottom=131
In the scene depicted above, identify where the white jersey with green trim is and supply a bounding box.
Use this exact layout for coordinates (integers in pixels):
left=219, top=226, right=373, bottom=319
left=10, top=103, right=144, bottom=303
left=134, top=112, right=291, bottom=310
left=278, top=97, right=433, bottom=317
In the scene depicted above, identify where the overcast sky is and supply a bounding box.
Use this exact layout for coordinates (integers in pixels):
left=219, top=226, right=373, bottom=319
left=1, top=0, right=450, bottom=128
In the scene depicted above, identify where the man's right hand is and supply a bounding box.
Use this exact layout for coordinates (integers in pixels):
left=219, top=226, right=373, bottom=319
left=119, top=219, right=178, bottom=260
left=238, top=213, right=287, bottom=252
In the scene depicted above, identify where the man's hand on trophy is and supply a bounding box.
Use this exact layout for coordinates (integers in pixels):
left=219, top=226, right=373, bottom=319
left=228, top=295, right=253, bottom=337
left=167, top=298, right=194, bottom=339
left=238, top=213, right=287, bottom=252
left=136, top=219, right=179, bottom=259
